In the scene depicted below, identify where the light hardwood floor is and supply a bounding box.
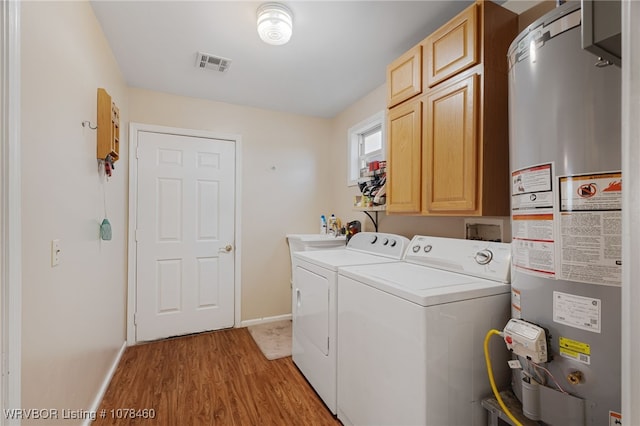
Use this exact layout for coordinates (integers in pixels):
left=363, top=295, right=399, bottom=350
left=94, top=327, right=341, bottom=426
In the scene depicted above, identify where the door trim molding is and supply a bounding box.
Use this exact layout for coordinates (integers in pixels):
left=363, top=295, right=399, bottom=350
left=621, top=1, right=639, bottom=423
left=1, top=0, right=21, bottom=421
left=127, top=123, right=242, bottom=345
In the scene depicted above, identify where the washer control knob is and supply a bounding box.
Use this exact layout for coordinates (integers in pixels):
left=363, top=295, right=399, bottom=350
left=382, top=238, right=389, bottom=245
left=412, top=245, right=421, bottom=253
left=370, top=235, right=378, bottom=244
left=390, top=240, right=397, bottom=247
left=423, top=245, right=432, bottom=253
left=475, top=249, right=493, bottom=265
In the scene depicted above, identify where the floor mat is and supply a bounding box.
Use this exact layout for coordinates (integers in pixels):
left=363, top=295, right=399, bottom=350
left=247, top=320, right=292, bottom=360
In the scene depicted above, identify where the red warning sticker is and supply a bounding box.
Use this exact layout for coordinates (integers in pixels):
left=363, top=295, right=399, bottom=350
left=609, top=410, right=622, bottom=426
left=560, top=171, right=622, bottom=212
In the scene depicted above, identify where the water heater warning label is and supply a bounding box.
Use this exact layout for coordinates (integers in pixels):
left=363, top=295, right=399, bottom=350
left=512, top=163, right=554, bottom=209
left=560, top=172, right=622, bottom=212
left=558, top=171, right=622, bottom=286
left=559, top=336, right=591, bottom=365
left=609, top=411, right=622, bottom=426
left=511, top=163, right=556, bottom=278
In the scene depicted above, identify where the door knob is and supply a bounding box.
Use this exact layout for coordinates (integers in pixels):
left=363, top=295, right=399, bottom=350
left=220, top=244, right=233, bottom=253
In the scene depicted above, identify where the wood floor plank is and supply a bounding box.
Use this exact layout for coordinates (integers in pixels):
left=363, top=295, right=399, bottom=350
left=94, top=328, right=341, bottom=426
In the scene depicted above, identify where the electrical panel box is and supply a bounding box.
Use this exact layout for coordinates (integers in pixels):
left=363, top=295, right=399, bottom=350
left=581, top=0, right=621, bottom=66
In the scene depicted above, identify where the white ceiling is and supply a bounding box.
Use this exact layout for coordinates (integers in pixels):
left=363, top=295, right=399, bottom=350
left=91, top=1, right=476, bottom=118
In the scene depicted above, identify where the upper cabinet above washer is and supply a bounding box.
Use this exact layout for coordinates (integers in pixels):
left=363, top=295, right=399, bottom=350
left=387, top=45, right=422, bottom=108
left=386, top=3, right=479, bottom=109
left=423, top=3, right=478, bottom=88
left=386, top=0, right=517, bottom=217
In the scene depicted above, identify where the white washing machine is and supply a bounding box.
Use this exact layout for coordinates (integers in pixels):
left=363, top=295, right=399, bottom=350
left=292, top=232, right=410, bottom=414
left=337, top=235, right=512, bottom=426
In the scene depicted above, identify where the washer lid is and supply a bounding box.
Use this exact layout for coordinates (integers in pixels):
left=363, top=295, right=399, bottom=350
left=339, top=262, right=510, bottom=307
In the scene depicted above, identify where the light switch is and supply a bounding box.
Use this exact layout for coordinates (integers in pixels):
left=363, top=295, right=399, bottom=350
left=51, top=239, right=61, bottom=266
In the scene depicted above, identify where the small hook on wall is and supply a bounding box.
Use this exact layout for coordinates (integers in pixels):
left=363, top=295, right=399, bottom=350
left=82, top=121, right=97, bottom=130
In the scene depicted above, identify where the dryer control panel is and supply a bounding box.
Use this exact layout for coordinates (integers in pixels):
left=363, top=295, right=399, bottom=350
left=347, top=232, right=410, bottom=259
left=405, top=236, right=512, bottom=283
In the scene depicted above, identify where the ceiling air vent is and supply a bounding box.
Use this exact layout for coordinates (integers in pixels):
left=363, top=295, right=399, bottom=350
left=196, top=52, right=232, bottom=73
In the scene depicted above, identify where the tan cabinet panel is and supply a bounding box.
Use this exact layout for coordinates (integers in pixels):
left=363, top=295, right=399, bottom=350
left=387, top=45, right=422, bottom=108
left=387, top=99, right=422, bottom=213
left=385, top=0, right=516, bottom=217
left=97, top=88, right=120, bottom=162
left=423, top=73, right=479, bottom=213
left=424, top=4, right=478, bottom=88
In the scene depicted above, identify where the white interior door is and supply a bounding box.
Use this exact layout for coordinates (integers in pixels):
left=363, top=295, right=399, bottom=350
left=135, top=130, right=235, bottom=342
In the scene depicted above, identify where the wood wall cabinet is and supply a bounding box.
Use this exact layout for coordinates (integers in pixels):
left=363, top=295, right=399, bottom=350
left=424, top=72, right=478, bottom=213
left=424, top=4, right=478, bottom=88
left=97, top=88, right=120, bottom=162
left=387, top=98, right=422, bottom=213
left=387, top=45, right=422, bottom=108
left=386, top=0, right=517, bottom=217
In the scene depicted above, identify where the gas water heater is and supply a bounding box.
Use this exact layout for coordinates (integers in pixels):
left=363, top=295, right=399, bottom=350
left=507, top=2, right=621, bottom=425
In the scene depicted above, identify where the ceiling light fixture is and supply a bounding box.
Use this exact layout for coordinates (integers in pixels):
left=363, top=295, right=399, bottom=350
left=257, top=3, right=293, bottom=46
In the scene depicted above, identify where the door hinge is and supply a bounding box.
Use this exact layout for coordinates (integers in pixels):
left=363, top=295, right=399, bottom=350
left=135, top=229, right=140, bottom=242
left=136, top=147, right=141, bottom=159
left=134, top=313, right=138, bottom=326
left=327, top=337, right=330, bottom=351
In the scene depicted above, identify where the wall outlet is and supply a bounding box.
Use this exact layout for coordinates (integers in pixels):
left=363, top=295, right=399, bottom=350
left=51, top=239, right=61, bottom=266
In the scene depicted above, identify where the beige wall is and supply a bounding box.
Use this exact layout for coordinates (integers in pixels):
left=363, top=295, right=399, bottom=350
left=16, top=0, right=640, bottom=423
left=21, top=1, right=128, bottom=422
left=328, top=85, right=509, bottom=241
left=16, top=1, right=531, bottom=419
left=327, top=85, right=385, bottom=229
left=128, top=89, right=333, bottom=322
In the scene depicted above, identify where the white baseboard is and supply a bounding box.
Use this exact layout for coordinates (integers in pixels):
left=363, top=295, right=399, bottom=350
left=240, top=313, right=292, bottom=328
left=84, top=341, right=127, bottom=426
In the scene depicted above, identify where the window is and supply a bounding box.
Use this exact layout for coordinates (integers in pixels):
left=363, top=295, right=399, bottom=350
left=347, top=111, right=385, bottom=186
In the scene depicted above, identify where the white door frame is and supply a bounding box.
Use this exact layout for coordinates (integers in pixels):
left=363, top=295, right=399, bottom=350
left=1, top=1, right=22, bottom=423
left=127, top=123, right=242, bottom=345
left=621, top=1, right=639, bottom=424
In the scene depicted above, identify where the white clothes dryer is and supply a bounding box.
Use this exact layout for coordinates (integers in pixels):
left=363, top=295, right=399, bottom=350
left=292, top=232, right=410, bottom=414
left=337, top=235, right=512, bottom=426
left=286, top=233, right=346, bottom=285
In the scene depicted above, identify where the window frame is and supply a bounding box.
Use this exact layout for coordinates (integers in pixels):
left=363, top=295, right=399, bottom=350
left=347, top=110, right=386, bottom=187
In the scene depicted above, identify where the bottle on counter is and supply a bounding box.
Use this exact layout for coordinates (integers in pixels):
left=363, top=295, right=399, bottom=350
left=329, top=214, right=337, bottom=233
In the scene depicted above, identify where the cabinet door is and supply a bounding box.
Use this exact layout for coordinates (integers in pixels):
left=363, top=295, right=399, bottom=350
left=97, top=88, right=120, bottom=161
left=387, top=45, right=422, bottom=108
left=424, top=3, right=478, bottom=88
left=387, top=99, right=422, bottom=213
left=423, top=73, right=478, bottom=213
